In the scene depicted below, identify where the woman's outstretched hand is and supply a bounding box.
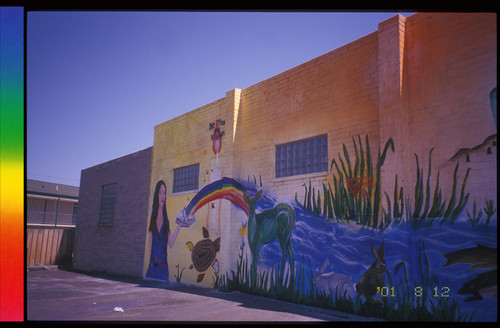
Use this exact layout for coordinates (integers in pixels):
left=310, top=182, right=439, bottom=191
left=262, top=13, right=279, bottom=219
left=175, top=208, right=195, bottom=228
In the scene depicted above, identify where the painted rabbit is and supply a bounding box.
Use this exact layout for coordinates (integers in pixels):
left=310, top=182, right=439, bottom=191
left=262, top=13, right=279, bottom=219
left=356, top=243, right=386, bottom=302
left=313, top=259, right=356, bottom=299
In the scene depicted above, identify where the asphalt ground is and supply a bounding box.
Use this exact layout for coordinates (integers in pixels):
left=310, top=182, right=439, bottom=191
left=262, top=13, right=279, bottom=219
left=26, top=267, right=384, bottom=323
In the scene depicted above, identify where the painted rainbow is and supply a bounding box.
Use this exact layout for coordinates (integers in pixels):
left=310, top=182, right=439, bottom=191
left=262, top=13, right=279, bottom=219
left=185, top=177, right=249, bottom=217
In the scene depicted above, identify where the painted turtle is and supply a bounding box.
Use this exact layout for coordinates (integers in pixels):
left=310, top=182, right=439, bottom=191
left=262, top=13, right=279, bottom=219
left=186, top=227, right=220, bottom=282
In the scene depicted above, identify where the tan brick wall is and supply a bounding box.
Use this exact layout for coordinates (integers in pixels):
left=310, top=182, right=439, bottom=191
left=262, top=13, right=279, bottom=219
left=404, top=12, right=497, bottom=204
left=377, top=15, right=412, bottom=197
left=234, top=27, right=381, bottom=201
left=147, top=91, right=246, bottom=286
left=150, top=12, right=496, bottom=285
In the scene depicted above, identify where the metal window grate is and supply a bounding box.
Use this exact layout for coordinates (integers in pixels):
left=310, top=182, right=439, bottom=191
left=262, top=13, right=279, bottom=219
left=275, top=134, right=328, bottom=178
left=99, top=183, right=116, bottom=225
left=173, top=163, right=199, bottom=193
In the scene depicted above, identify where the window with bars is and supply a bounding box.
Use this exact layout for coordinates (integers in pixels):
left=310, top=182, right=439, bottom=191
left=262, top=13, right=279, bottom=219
left=275, top=134, right=328, bottom=178
left=173, top=163, right=199, bottom=193
left=99, top=183, right=117, bottom=225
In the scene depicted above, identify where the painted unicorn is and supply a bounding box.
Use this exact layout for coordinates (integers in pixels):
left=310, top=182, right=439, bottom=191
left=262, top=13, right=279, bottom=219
left=243, top=190, right=295, bottom=288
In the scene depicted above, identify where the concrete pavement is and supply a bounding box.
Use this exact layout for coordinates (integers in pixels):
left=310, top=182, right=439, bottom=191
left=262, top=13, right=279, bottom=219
left=27, top=267, right=383, bottom=322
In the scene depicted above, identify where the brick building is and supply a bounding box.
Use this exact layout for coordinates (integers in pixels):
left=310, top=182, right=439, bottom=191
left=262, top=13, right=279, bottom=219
left=73, top=147, right=152, bottom=277
left=26, top=179, right=79, bottom=267
left=149, top=12, right=496, bottom=286
left=73, top=12, right=496, bottom=321
left=26, top=179, right=79, bottom=227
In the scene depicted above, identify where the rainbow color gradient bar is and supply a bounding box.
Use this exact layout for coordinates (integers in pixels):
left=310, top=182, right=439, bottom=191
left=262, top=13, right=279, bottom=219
left=0, top=6, right=24, bottom=321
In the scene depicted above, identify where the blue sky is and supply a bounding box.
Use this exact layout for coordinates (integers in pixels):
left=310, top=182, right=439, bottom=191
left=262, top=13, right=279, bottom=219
left=27, top=10, right=413, bottom=186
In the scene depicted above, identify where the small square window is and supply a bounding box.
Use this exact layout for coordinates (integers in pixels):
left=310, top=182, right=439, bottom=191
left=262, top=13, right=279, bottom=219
left=173, top=163, right=199, bottom=193
left=275, top=134, right=328, bottom=178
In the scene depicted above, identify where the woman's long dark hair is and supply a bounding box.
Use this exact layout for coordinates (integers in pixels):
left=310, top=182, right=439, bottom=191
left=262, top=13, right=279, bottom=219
left=149, top=180, right=169, bottom=239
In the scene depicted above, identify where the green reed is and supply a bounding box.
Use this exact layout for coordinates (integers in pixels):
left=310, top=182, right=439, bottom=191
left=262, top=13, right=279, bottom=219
left=484, top=199, right=496, bottom=225
left=215, top=238, right=471, bottom=321
left=297, top=135, right=473, bottom=230
left=297, top=135, right=394, bottom=229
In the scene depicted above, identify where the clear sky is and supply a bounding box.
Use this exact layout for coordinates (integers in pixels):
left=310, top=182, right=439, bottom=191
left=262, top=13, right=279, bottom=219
left=27, top=10, right=414, bottom=187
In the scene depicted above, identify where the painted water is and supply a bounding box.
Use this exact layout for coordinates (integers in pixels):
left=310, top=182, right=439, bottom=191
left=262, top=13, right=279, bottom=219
left=242, top=182, right=497, bottom=322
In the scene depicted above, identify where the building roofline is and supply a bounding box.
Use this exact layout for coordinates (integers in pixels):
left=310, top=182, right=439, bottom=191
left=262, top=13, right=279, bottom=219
left=27, top=179, right=80, bottom=198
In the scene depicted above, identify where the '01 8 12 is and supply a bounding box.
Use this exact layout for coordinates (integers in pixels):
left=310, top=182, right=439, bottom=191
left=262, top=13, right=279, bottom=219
left=376, top=286, right=450, bottom=298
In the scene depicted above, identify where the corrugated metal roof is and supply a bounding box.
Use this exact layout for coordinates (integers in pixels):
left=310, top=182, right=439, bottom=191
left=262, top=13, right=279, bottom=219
left=27, top=179, right=79, bottom=199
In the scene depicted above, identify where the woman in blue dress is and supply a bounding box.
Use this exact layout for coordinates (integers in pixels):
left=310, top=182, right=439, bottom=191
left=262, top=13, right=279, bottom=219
left=146, top=180, right=182, bottom=281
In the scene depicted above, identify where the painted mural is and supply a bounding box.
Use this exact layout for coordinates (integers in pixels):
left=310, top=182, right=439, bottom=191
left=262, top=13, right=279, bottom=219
left=146, top=87, right=496, bottom=321
left=215, top=166, right=496, bottom=322
left=186, top=226, right=220, bottom=282
left=242, top=190, right=295, bottom=288
left=211, top=121, right=495, bottom=322
left=155, top=134, right=495, bottom=321
left=171, top=176, right=249, bottom=283
left=210, top=119, right=225, bottom=163
left=205, top=165, right=223, bottom=236
left=145, top=180, right=192, bottom=281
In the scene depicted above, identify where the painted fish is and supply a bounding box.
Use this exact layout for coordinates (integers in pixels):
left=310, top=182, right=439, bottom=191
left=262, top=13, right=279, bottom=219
left=442, top=244, right=497, bottom=270
left=458, top=269, right=497, bottom=301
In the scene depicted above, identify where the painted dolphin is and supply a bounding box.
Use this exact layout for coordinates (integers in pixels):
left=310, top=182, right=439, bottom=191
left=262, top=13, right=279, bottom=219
left=458, top=269, right=497, bottom=301
left=442, top=244, right=497, bottom=270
